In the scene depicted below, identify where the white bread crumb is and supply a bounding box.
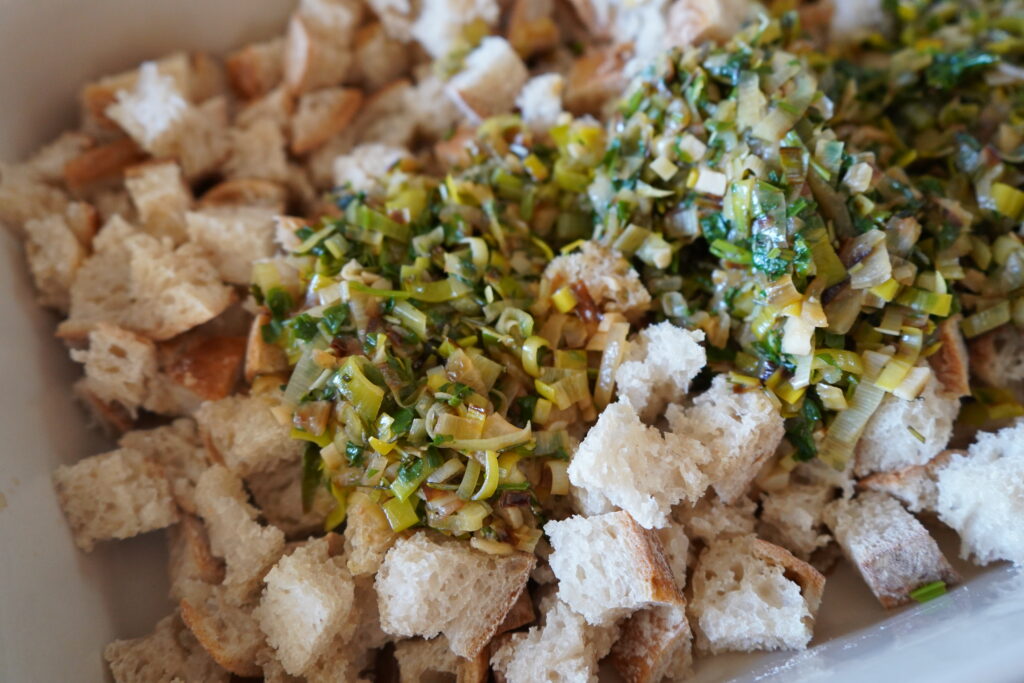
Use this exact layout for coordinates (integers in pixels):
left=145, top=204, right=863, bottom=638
left=936, top=420, right=1024, bottom=566
left=516, top=73, right=565, bottom=134
left=615, top=322, right=706, bottom=422
left=545, top=510, right=683, bottom=626
left=411, top=0, right=500, bottom=58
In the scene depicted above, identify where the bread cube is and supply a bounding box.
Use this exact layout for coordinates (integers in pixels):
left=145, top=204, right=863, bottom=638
left=446, top=37, right=529, bottom=121
left=53, top=448, right=179, bottom=551
left=615, top=322, right=706, bottom=422
left=195, top=391, right=302, bottom=477
left=104, top=613, right=229, bottom=683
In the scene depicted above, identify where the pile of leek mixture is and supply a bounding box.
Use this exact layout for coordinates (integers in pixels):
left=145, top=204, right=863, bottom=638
left=251, top=1, right=1024, bottom=552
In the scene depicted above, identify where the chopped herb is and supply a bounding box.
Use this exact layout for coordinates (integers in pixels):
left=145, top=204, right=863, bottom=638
left=909, top=580, right=947, bottom=603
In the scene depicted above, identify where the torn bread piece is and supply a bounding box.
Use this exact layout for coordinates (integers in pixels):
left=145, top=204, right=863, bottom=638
left=63, top=137, right=146, bottom=191
left=58, top=216, right=233, bottom=341
left=185, top=206, right=279, bottom=284
left=157, top=333, right=247, bottom=412
left=858, top=450, right=958, bottom=514
left=689, top=535, right=825, bottom=654
left=507, top=0, right=560, bottom=57
left=255, top=538, right=356, bottom=676
left=283, top=1, right=359, bottom=96
left=194, top=465, right=286, bottom=602
left=24, top=131, right=95, bottom=183
left=564, top=46, right=629, bottom=115
left=394, top=636, right=488, bottom=683
left=609, top=603, right=693, bottom=683
left=446, top=37, right=529, bottom=122
left=491, top=594, right=619, bottom=683
left=936, top=420, right=1024, bottom=566
left=759, top=483, right=834, bottom=561
left=568, top=400, right=709, bottom=529
left=824, top=491, right=959, bottom=608
left=544, top=241, right=651, bottom=321
left=0, top=162, right=70, bottom=237
left=410, top=0, right=500, bottom=58
left=53, top=447, right=179, bottom=552
left=79, top=52, right=196, bottom=133
left=546, top=511, right=683, bottom=626
left=667, top=375, right=785, bottom=504
left=291, top=87, right=363, bottom=155
left=23, top=212, right=88, bottom=312
left=227, top=38, right=285, bottom=99
left=179, top=583, right=266, bottom=678
left=225, top=117, right=291, bottom=183
left=615, top=322, right=706, bottom=422
left=200, top=178, right=289, bottom=214
left=168, top=514, right=226, bottom=602
left=854, top=375, right=960, bottom=477
left=246, top=456, right=334, bottom=538
left=104, top=612, right=229, bottom=683
left=119, top=419, right=210, bottom=514
left=195, top=390, right=303, bottom=477
left=245, top=312, right=290, bottom=382
left=333, top=143, right=411, bottom=194
left=351, top=23, right=410, bottom=91
left=970, top=325, right=1024, bottom=402
left=343, top=489, right=399, bottom=576
left=376, top=532, right=535, bottom=658
left=674, top=493, right=757, bottom=549
left=516, top=73, right=565, bottom=134
left=124, top=160, right=192, bottom=244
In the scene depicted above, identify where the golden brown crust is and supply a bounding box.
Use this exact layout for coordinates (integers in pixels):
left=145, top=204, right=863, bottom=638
left=64, top=138, right=146, bottom=191
left=179, top=593, right=263, bottom=678
left=457, top=644, right=491, bottom=683
left=609, top=603, right=691, bottom=683
left=291, top=88, right=364, bottom=155
left=460, top=551, right=537, bottom=659
left=226, top=44, right=281, bottom=100
left=245, top=313, right=290, bottom=383
left=564, top=46, right=629, bottom=115
left=198, top=178, right=289, bottom=213
left=495, top=589, right=536, bottom=635
left=625, top=513, right=686, bottom=608
left=160, top=335, right=246, bottom=402
left=170, top=514, right=227, bottom=587
left=751, top=538, right=826, bottom=614
left=507, top=0, right=560, bottom=58
left=73, top=380, right=134, bottom=433
left=929, top=314, right=971, bottom=397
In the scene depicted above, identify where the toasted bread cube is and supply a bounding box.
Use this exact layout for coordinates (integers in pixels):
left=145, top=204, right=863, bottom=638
left=70, top=323, right=169, bottom=419
left=610, top=603, right=692, bottom=683
left=516, top=73, right=564, bottom=134
left=937, top=420, right=1024, bottom=566
left=245, top=312, right=290, bottom=382
left=543, top=241, right=651, bottom=321
left=195, top=391, right=303, bottom=477
left=247, top=457, right=334, bottom=539
left=615, top=322, right=706, bottom=422
left=759, top=483, right=834, bottom=560
left=23, top=131, right=94, bottom=183
left=546, top=511, right=683, bottom=626
left=104, top=613, right=229, bottom=683
left=411, top=0, right=500, bottom=58
left=858, top=450, right=957, bottom=513
left=564, top=46, right=629, bottom=116
left=185, top=206, right=278, bottom=284
left=690, top=535, right=825, bottom=653
left=179, top=583, right=266, bottom=678
left=446, top=37, right=529, bottom=122
left=284, top=14, right=354, bottom=95
left=124, top=160, right=193, bottom=244
left=666, top=0, right=751, bottom=48
left=854, top=375, right=959, bottom=477
left=291, top=87, right=363, bottom=155
left=227, top=38, right=285, bottom=99
left=106, top=62, right=189, bottom=155
left=24, top=213, right=87, bottom=311
left=200, top=178, right=290, bottom=214
left=411, top=74, right=464, bottom=142
left=507, top=0, right=559, bottom=57
left=668, top=375, right=785, bottom=503
left=395, top=636, right=488, bottom=683
left=352, top=23, right=410, bottom=91
left=675, top=493, right=757, bottom=547
left=175, top=97, right=232, bottom=181
left=194, top=465, right=285, bottom=601
left=168, top=514, right=225, bottom=602
left=0, top=163, right=69, bottom=237
left=63, top=138, right=146, bottom=191
left=568, top=401, right=709, bottom=529
left=53, top=448, right=179, bottom=552
left=491, top=594, right=620, bottom=683
left=80, top=53, right=192, bottom=132
left=332, top=143, right=410, bottom=194
left=343, top=490, right=399, bottom=576
left=158, top=334, right=247, bottom=413
left=825, top=492, right=959, bottom=608
left=58, top=217, right=233, bottom=342
left=225, top=117, right=291, bottom=182
left=376, top=532, right=535, bottom=658
left=256, top=538, right=356, bottom=675
left=120, top=419, right=211, bottom=514
left=970, top=325, right=1024, bottom=402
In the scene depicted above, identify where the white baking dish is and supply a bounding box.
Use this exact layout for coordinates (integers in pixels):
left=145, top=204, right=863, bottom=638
left=0, top=1, right=1021, bottom=681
